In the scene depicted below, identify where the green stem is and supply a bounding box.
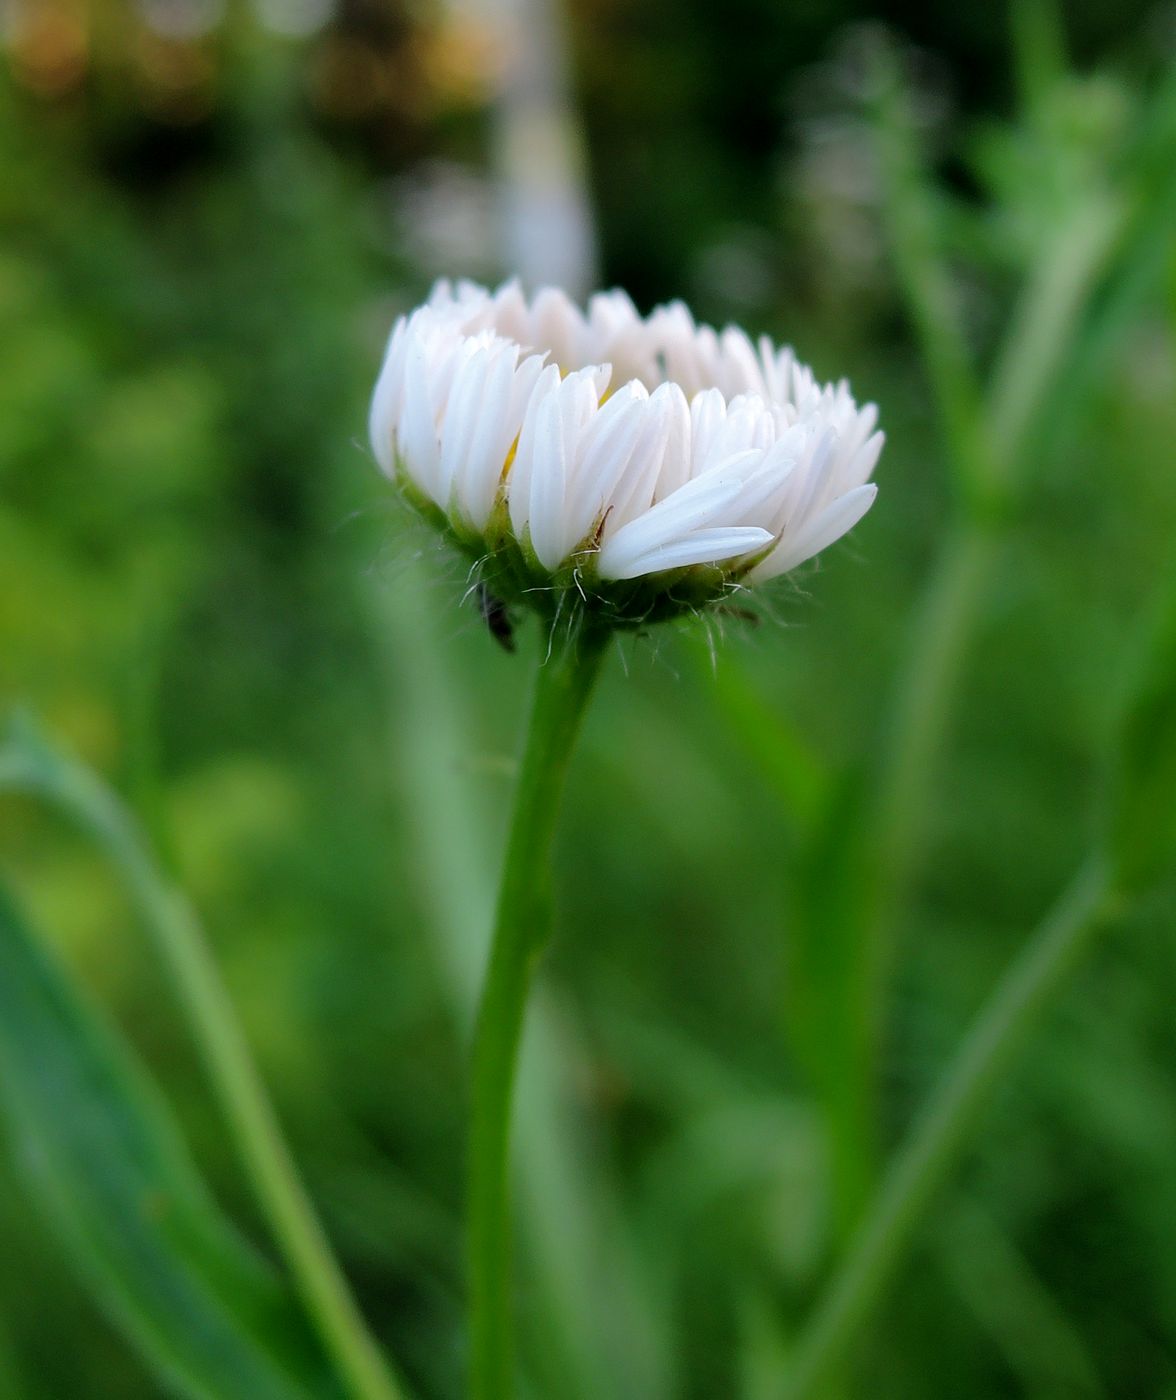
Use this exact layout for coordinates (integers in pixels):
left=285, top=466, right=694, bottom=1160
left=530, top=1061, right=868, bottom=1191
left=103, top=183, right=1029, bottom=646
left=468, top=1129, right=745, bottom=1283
left=1010, top=0, right=1067, bottom=120
left=842, top=44, right=1127, bottom=1228
left=782, top=855, right=1119, bottom=1400
left=866, top=522, right=995, bottom=978
left=369, top=562, right=649, bottom=1399
left=467, top=620, right=609, bottom=1400
left=985, top=192, right=1126, bottom=480
left=870, top=51, right=989, bottom=504
left=0, top=1315, right=22, bottom=1400
left=874, top=180, right=1124, bottom=891
left=0, top=729, right=402, bottom=1400
left=813, top=523, right=995, bottom=1235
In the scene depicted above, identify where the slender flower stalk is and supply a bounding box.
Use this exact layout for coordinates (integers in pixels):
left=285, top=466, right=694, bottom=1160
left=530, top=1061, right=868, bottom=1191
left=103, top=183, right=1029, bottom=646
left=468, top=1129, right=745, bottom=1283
left=369, top=278, right=884, bottom=1397
left=467, top=619, right=608, bottom=1400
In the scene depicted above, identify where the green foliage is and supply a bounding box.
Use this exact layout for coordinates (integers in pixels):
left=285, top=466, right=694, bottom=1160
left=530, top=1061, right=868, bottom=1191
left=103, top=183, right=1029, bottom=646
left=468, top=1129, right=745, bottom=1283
left=2, top=2, right=1176, bottom=1397
left=0, top=884, right=338, bottom=1400
left=1109, top=578, right=1176, bottom=892
left=784, top=769, right=875, bottom=1235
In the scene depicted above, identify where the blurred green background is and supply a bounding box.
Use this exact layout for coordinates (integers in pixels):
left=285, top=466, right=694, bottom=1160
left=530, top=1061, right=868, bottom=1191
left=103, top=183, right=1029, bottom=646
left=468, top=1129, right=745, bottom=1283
left=2, top=0, right=1176, bottom=1396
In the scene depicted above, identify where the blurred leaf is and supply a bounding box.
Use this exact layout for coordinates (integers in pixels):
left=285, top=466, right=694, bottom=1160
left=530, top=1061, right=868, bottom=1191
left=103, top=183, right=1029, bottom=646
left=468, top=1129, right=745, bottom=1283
left=784, top=770, right=874, bottom=1236
left=1010, top=59, right=1176, bottom=468
left=685, top=632, right=829, bottom=832
left=985, top=186, right=1125, bottom=475
left=642, top=1097, right=827, bottom=1287
left=1108, top=578, right=1176, bottom=892
left=0, top=882, right=340, bottom=1400
left=737, top=1289, right=795, bottom=1400
left=936, top=1195, right=1105, bottom=1397
left=869, top=38, right=989, bottom=501
left=0, top=1317, right=21, bottom=1400
left=1010, top=0, right=1067, bottom=118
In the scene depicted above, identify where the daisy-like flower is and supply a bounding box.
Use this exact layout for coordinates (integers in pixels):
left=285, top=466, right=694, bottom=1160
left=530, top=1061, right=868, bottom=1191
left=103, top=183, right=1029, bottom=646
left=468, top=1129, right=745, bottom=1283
left=369, top=279, right=882, bottom=628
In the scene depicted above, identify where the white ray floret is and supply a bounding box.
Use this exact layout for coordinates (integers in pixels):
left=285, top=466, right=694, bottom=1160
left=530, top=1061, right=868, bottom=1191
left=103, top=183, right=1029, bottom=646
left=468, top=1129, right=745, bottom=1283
left=369, top=279, right=883, bottom=614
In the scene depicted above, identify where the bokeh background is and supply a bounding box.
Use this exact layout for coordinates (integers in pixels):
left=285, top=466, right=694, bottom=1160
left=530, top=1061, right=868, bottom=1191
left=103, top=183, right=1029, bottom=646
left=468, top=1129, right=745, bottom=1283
left=3, top=0, right=1176, bottom=1396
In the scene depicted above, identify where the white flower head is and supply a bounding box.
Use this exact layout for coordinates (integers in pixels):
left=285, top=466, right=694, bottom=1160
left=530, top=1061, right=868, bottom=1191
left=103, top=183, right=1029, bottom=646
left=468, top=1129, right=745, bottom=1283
left=370, top=279, right=882, bottom=630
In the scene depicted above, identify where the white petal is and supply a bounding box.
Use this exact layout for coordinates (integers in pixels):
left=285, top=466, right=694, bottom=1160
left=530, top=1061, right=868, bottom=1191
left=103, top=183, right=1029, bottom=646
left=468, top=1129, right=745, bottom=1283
left=784, top=427, right=837, bottom=530
left=599, top=527, right=773, bottom=580
left=689, top=388, right=728, bottom=477
left=646, top=381, right=692, bottom=503
left=459, top=352, right=547, bottom=527
left=528, top=369, right=600, bottom=569
left=597, top=454, right=759, bottom=577
left=563, top=382, right=650, bottom=545
left=842, top=402, right=879, bottom=457
left=489, top=279, right=531, bottom=344
left=531, top=287, right=583, bottom=370
left=368, top=317, right=409, bottom=476
left=816, top=413, right=882, bottom=510
left=452, top=346, right=532, bottom=530
left=712, top=393, right=775, bottom=463
left=842, top=429, right=884, bottom=492
left=369, top=282, right=884, bottom=595
left=438, top=346, right=494, bottom=506
left=398, top=336, right=444, bottom=501
left=507, top=362, right=562, bottom=540
left=724, top=446, right=801, bottom=528
left=602, top=382, right=677, bottom=530
left=751, top=483, right=877, bottom=581
left=716, top=326, right=765, bottom=398
left=650, top=302, right=704, bottom=396
left=527, top=393, right=569, bottom=569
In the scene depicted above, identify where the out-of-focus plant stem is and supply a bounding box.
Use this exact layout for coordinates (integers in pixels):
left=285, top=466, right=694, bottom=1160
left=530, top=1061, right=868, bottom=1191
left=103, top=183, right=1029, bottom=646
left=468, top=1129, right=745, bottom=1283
left=0, top=729, right=403, bottom=1400
left=870, top=54, right=988, bottom=501
left=467, top=621, right=608, bottom=1400
left=935, top=1195, right=1106, bottom=1396
left=1044, top=62, right=1176, bottom=450
left=826, top=43, right=1129, bottom=1231
left=797, top=53, right=991, bottom=1229
left=683, top=630, right=828, bottom=833
left=764, top=37, right=1176, bottom=1382
left=870, top=174, right=1123, bottom=925
left=0, top=1319, right=21, bottom=1400
left=1010, top=0, right=1067, bottom=117
left=986, top=194, right=1127, bottom=476
left=867, top=31, right=1130, bottom=932
left=782, top=855, right=1120, bottom=1400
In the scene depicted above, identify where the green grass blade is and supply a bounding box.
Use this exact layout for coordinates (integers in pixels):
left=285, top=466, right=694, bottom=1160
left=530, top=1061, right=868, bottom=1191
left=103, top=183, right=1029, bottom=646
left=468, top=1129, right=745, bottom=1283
left=0, top=882, right=340, bottom=1400
left=1108, top=571, right=1176, bottom=891
left=869, top=39, right=989, bottom=505
left=0, top=1317, right=22, bottom=1400
left=781, top=858, right=1117, bottom=1399
left=936, top=1196, right=1105, bottom=1397
left=0, top=718, right=403, bottom=1400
